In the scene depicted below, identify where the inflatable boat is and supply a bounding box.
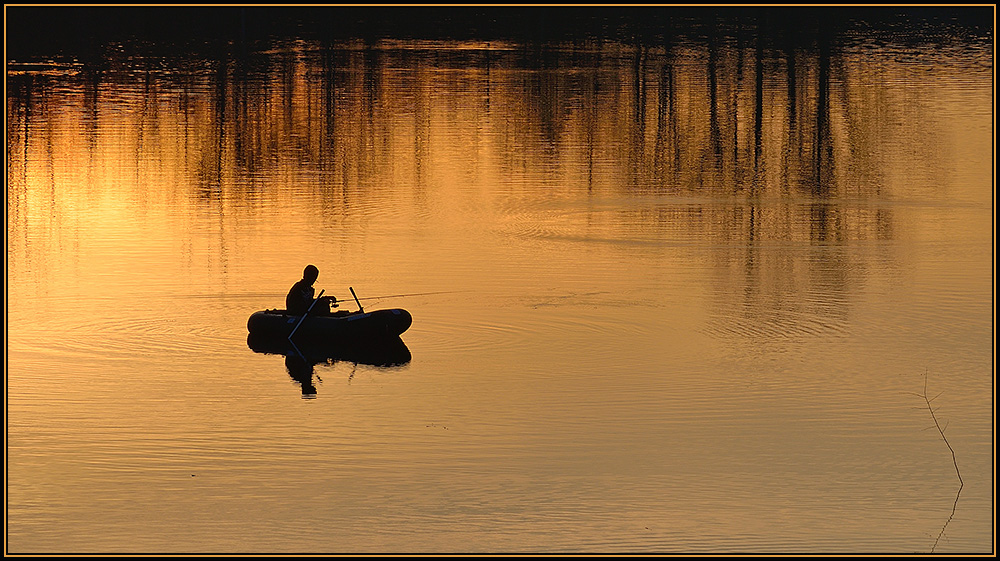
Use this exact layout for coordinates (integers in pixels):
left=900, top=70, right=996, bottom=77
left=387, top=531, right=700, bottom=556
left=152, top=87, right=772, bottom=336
left=247, top=308, right=412, bottom=343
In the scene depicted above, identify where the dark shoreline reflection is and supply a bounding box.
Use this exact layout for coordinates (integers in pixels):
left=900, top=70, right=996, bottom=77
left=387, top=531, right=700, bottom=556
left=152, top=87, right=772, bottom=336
left=5, top=7, right=991, bottom=63
left=247, top=333, right=411, bottom=398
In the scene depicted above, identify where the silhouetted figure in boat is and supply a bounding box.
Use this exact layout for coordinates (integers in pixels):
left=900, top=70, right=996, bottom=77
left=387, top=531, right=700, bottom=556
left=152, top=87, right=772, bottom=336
left=286, top=264, right=337, bottom=316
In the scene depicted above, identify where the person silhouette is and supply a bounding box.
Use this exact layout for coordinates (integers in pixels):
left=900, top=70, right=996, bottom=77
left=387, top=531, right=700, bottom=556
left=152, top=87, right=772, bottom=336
left=285, top=264, right=337, bottom=315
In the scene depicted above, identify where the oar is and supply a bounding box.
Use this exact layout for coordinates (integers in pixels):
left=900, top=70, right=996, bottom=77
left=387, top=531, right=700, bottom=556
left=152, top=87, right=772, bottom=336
left=349, top=286, right=364, bottom=313
left=288, top=289, right=325, bottom=341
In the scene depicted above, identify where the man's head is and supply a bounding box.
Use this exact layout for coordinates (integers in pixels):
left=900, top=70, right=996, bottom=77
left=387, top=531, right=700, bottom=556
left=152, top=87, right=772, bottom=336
left=303, top=264, right=319, bottom=284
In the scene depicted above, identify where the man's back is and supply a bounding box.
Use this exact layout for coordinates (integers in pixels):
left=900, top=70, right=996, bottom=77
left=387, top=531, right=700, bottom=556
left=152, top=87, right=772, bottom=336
left=286, top=278, right=314, bottom=315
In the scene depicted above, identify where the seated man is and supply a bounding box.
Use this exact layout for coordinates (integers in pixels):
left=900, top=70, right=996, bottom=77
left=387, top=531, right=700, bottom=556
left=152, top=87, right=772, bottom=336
left=285, top=264, right=337, bottom=315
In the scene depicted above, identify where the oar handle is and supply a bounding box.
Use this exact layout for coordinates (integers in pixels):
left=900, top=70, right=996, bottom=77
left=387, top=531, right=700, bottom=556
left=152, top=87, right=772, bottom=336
left=349, top=286, right=364, bottom=313
left=288, top=289, right=325, bottom=341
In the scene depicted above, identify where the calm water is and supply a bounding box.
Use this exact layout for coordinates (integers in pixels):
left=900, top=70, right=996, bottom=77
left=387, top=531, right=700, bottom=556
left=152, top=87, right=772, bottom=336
left=6, top=9, right=994, bottom=554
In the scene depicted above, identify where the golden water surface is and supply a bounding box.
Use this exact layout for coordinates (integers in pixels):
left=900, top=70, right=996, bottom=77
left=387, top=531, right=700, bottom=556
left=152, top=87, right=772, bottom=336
left=6, top=11, right=994, bottom=554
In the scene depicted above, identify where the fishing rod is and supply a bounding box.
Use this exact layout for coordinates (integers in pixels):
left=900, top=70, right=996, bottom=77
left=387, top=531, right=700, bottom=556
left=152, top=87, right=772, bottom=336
left=348, top=290, right=467, bottom=302
left=315, top=289, right=463, bottom=314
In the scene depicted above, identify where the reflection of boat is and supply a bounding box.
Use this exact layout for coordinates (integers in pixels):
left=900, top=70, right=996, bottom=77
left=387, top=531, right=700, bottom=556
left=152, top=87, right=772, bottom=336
left=248, top=333, right=411, bottom=398
left=246, top=308, right=412, bottom=342
left=246, top=332, right=412, bottom=367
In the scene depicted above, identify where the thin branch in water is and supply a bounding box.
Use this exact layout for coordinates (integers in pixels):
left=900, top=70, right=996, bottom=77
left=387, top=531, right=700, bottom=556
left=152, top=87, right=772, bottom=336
left=918, top=369, right=964, bottom=553
left=920, top=373, right=964, bottom=486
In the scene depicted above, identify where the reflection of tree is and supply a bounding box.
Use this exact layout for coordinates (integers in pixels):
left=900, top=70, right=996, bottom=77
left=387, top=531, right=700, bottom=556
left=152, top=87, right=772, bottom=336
left=3, top=21, right=952, bottom=229
left=6, top=16, right=986, bottom=332
left=707, top=22, right=722, bottom=164
left=814, top=24, right=833, bottom=193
